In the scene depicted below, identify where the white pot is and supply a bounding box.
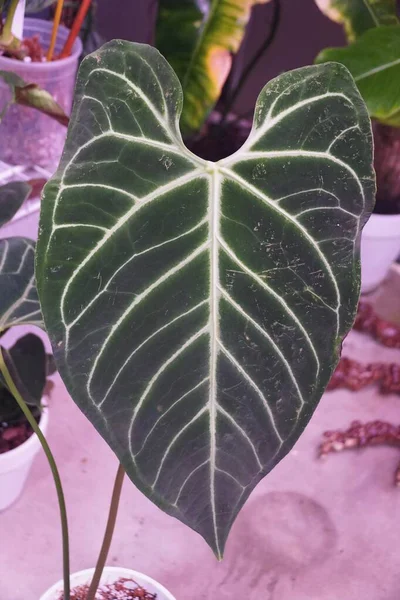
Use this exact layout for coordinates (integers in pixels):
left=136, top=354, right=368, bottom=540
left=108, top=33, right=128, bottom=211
left=0, top=407, right=48, bottom=511
left=361, top=212, right=400, bottom=294
left=40, top=567, right=176, bottom=600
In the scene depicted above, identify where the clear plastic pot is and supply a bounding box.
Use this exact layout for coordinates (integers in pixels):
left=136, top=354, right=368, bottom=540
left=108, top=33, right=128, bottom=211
left=0, top=18, right=82, bottom=169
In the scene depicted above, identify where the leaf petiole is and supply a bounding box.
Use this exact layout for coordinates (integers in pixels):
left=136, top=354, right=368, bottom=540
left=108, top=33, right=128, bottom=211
left=0, top=348, right=71, bottom=600
left=86, top=463, right=125, bottom=600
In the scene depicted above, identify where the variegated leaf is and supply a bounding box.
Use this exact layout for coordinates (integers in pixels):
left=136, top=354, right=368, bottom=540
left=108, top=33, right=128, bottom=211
left=36, top=42, right=374, bottom=556
left=156, top=0, right=271, bottom=134
left=314, top=0, right=398, bottom=41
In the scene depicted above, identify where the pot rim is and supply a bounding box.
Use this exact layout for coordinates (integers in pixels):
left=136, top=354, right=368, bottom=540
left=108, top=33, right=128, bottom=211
left=0, top=18, right=82, bottom=69
left=0, top=403, right=48, bottom=463
left=41, top=567, right=176, bottom=600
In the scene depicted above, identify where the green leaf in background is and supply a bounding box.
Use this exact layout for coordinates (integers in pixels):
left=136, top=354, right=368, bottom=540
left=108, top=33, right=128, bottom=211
left=0, top=70, right=69, bottom=126
left=36, top=42, right=374, bottom=555
left=0, top=181, right=31, bottom=227
left=25, top=0, right=57, bottom=13
left=156, top=0, right=272, bottom=135
left=0, top=237, right=42, bottom=331
left=316, top=25, right=400, bottom=126
left=314, top=0, right=398, bottom=41
left=0, top=334, right=47, bottom=407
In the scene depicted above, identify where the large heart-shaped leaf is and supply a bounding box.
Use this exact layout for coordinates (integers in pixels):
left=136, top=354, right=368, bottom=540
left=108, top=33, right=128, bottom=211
left=0, top=181, right=31, bottom=227
left=317, top=25, right=400, bottom=126
left=156, top=0, right=271, bottom=134
left=0, top=237, right=42, bottom=331
left=36, top=42, right=374, bottom=555
left=314, top=0, right=398, bottom=41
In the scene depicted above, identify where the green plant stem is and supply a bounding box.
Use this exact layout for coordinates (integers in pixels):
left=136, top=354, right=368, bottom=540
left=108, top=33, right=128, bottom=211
left=0, top=348, right=71, bottom=599
left=86, top=463, right=125, bottom=600
left=220, top=0, right=281, bottom=123
left=1, top=0, right=20, bottom=43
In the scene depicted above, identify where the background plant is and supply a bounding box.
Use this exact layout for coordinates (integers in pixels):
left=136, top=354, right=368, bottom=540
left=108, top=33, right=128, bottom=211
left=155, top=0, right=278, bottom=137
left=315, top=0, right=400, bottom=126
left=0, top=181, right=53, bottom=429
left=0, top=70, right=68, bottom=122
left=0, top=0, right=57, bottom=50
left=314, top=0, right=400, bottom=212
left=0, top=180, right=71, bottom=597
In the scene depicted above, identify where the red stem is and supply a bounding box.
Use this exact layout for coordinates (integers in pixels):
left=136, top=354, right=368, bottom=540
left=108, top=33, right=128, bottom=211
left=59, top=0, right=92, bottom=59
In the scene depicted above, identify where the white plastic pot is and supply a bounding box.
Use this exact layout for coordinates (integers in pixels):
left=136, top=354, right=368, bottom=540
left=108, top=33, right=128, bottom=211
left=361, top=212, right=400, bottom=294
left=40, top=567, right=176, bottom=600
left=0, top=407, right=48, bottom=511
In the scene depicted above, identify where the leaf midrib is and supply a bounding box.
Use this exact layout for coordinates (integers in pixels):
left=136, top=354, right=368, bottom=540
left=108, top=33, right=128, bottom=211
left=208, top=164, right=221, bottom=558
left=354, top=56, right=400, bottom=81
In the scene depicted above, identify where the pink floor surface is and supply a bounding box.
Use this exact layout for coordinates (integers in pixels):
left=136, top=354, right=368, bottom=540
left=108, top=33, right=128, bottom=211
left=1, top=212, right=400, bottom=600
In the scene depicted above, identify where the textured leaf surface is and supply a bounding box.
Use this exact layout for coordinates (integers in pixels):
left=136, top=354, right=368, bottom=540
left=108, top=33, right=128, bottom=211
left=317, top=25, right=400, bottom=126
left=0, top=237, right=42, bottom=331
left=36, top=42, right=374, bottom=555
left=0, top=181, right=31, bottom=227
left=156, top=0, right=270, bottom=134
left=315, top=0, right=397, bottom=40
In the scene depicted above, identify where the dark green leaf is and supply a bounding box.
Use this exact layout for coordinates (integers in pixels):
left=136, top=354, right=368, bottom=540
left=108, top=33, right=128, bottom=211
left=0, top=334, right=47, bottom=407
left=156, top=0, right=271, bottom=134
left=0, top=181, right=31, bottom=227
left=36, top=42, right=375, bottom=556
left=46, top=353, right=57, bottom=376
left=0, top=382, right=24, bottom=423
left=316, top=25, right=400, bottom=126
left=314, top=0, right=398, bottom=41
left=0, top=238, right=43, bottom=331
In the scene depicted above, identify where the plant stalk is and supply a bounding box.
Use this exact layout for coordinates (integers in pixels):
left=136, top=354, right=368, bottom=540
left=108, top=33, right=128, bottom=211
left=0, top=348, right=71, bottom=599
left=59, top=0, right=92, bottom=59
left=1, top=0, right=20, bottom=43
left=47, top=0, right=65, bottom=61
left=86, top=463, right=125, bottom=600
left=220, top=0, right=281, bottom=123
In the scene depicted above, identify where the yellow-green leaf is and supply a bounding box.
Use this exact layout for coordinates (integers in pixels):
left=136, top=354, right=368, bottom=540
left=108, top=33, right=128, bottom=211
left=156, top=0, right=271, bottom=134
left=315, top=0, right=398, bottom=41
left=316, top=25, right=400, bottom=126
